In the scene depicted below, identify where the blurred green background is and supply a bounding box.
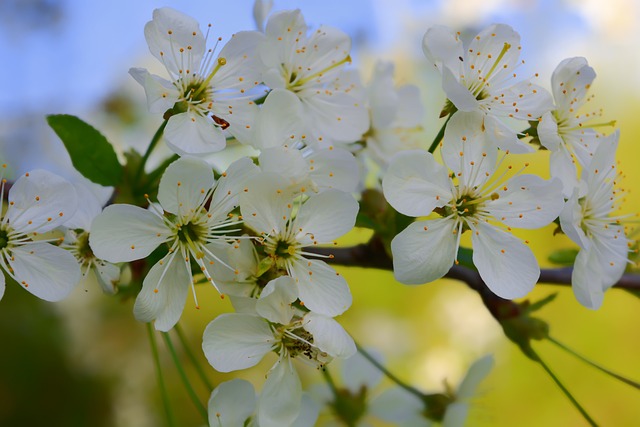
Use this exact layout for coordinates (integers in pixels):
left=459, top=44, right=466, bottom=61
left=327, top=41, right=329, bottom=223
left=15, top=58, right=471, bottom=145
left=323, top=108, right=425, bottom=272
left=0, top=0, right=639, bottom=426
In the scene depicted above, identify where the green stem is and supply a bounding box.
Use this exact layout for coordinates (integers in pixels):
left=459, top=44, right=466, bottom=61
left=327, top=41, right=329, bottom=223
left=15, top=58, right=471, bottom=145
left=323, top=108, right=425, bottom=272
left=531, top=347, right=599, bottom=427
left=161, top=331, right=208, bottom=422
left=147, top=324, right=176, bottom=427
left=548, top=336, right=640, bottom=390
left=135, top=120, right=168, bottom=185
left=356, top=343, right=424, bottom=400
left=174, top=323, right=214, bottom=391
left=427, top=115, right=451, bottom=154
left=321, top=365, right=339, bottom=396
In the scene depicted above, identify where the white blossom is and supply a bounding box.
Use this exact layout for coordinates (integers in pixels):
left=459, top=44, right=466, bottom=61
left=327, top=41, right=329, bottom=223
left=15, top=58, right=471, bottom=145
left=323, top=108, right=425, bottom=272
left=203, top=276, right=355, bottom=427
left=240, top=172, right=357, bottom=316
left=256, top=9, right=369, bottom=146
left=90, top=156, right=259, bottom=330
left=538, top=57, right=612, bottom=197
left=0, top=167, right=80, bottom=301
left=130, top=7, right=263, bottom=155
left=383, top=131, right=564, bottom=298
left=422, top=24, right=553, bottom=153
left=363, top=61, right=426, bottom=170
left=559, top=131, right=630, bottom=309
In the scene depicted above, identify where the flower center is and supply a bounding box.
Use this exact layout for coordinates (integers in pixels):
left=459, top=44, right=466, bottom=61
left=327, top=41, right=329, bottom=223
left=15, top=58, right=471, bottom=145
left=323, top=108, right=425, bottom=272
left=280, top=327, right=330, bottom=366
left=74, top=230, right=94, bottom=262
left=0, top=228, right=8, bottom=250
left=177, top=220, right=207, bottom=246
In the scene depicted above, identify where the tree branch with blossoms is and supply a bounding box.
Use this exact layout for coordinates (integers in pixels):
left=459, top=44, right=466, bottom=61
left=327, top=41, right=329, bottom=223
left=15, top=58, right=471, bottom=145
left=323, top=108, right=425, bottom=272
left=1, top=2, right=639, bottom=427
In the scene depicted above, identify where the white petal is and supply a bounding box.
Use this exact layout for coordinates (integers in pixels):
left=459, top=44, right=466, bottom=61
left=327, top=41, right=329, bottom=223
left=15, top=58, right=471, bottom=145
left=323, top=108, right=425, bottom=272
left=442, top=67, right=478, bottom=112
left=291, top=258, right=352, bottom=317
left=209, top=156, right=261, bottom=222
left=442, top=402, right=469, bottom=427
left=422, top=26, right=463, bottom=79
left=258, top=358, right=302, bottom=427
left=240, top=172, right=293, bottom=235
left=390, top=219, right=457, bottom=284
left=133, top=251, right=191, bottom=331
left=259, top=146, right=309, bottom=188
left=62, top=177, right=110, bottom=230
left=256, top=276, right=298, bottom=325
left=90, top=204, right=170, bottom=263
left=466, top=24, right=521, bottom=86
left=202, top=313, right=273, bottom=372
left=472, top=223, right=538, bottom=299
left=571, top=246, right=605, bottom=309
left=144, top=8, right=205, bottom=74
left=482, top=115, right=533, bottom=154
left=369, top=387, right=425, bottom=423
left=302, top=311, right=356, bottom=358
left=9, top=243, right=80, bottom=301
left=211, top=99, right=260, bottom=147
left=164, top=112, right=226, bottom=155
left=7, top=169, right=77, bottom=233
left=368, top=61, right=400, bottom=129
left=253, top=89, right=305, bottom=149
left=295, top=190, right=358, bottom=243
left=128, top=68, right=178, bottom=114
left=559, top=189, right=589, bottom=248
left=0, top=270, right=5, bottom=301
left=396, top=84, right=425, bottom=128
left=213, top=31, right=263, bottom=90
left=549, top=145, right=579, bottom=198
left=253, top=0, right=274, bottom=32
left=551, top=57, right=595, bottom=111
left=492, top=81, right=553, bottom=120
left=537, top=111, right=562, bottom=152
left=342, top=349, right=384, bottom=393
left=93, top=261, right=120, bottom=295
left=487, top=175, right=563, bottom=229
left=208, top=379, right=256, bottom=427
left=382, top=150, right=451, bottom=217
left=457, top=355, right=494, bottom=399
left=157, top=156, right=214, bottom=216
left=441, top=111, right=497, bottom=185
left=307, top=147, right=360, bottom=193
left=292, top=394, right=320, bottom=427
left=298, top=89, right=369, bottom=144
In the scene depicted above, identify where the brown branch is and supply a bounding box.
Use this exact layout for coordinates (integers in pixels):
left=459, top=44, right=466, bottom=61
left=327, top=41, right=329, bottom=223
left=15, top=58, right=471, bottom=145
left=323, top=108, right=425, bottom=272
left=310, top=239, right=640, bottom=322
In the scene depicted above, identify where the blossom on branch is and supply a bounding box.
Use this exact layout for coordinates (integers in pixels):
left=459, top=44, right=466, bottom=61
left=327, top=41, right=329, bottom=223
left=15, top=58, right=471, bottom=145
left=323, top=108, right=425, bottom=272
left=0, top=167, right=80, bottom=302
left=130, top=7, right=263, bottom=155
left=559, top=131, right=631, bottom=309
left=423, top=24, right=553, bottom=153
left=382, top=132, right=564, bottom=298
left=90, top=156, right=259, bottom=330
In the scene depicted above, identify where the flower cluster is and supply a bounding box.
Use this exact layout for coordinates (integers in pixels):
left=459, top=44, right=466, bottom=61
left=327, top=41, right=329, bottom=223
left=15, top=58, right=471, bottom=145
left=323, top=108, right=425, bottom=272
left=384, top=23, right=632, bottom=307
left=5, top=3, right=636, bottom=427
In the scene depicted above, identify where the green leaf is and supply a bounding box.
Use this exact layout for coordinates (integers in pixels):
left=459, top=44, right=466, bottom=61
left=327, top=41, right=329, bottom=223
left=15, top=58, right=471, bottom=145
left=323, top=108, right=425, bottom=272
left=527, top=293, right=558, bottom=313
left=548, top=248, right=579, bottom=266
left=47, top=114, right=123, bottom=186
left=456, top=246, right=476, bottom=270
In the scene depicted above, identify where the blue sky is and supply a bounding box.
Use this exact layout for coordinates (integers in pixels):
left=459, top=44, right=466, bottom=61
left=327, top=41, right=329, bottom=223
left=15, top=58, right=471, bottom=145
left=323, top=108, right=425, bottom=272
left=0, top=0, right=634, bottom=119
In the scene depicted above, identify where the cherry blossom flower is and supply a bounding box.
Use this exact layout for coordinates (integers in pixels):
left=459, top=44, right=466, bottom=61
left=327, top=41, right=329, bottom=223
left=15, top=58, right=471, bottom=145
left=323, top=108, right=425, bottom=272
left=559, top=131, right=631, bottom=309
left=422, top=24, right=553, bottom=153
left=363, top=61, right=426, bottom=170
left=130, top=7, right=263, bottom=155
left=240, top=172, right=358, bottom=316
left=382, top=134, right=564, bottom=298
left=0, top=166, right=80, bottom=301
left=90, top=156, right=259, bottom=330
left=538, top=57, right=613, bottom=196
left=256, top=9, right=369, bottom=146
left=202, top=276, right=355, bottom=427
